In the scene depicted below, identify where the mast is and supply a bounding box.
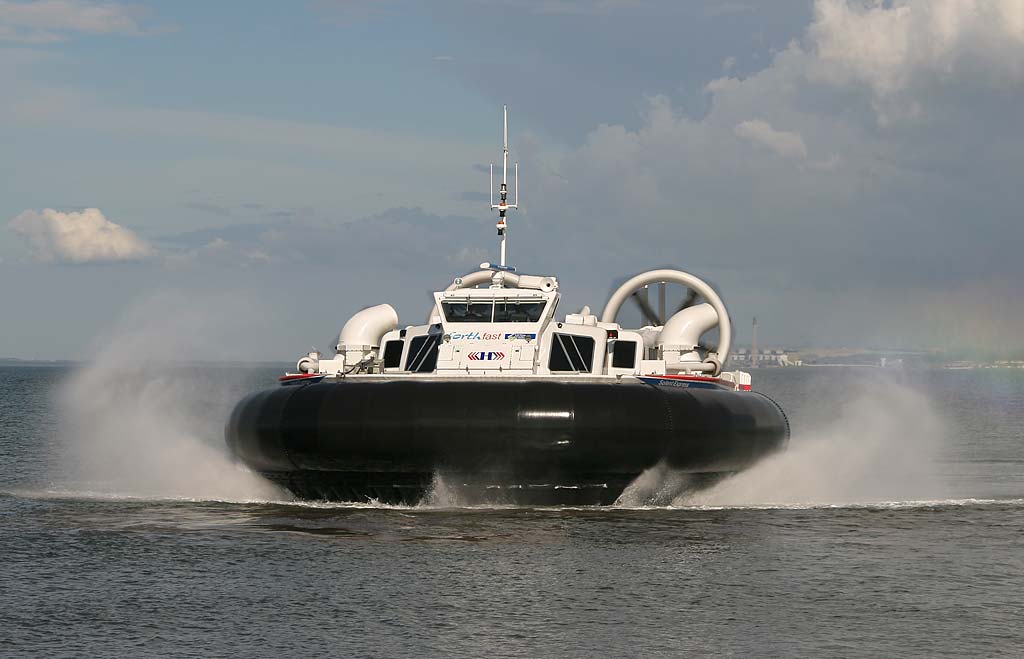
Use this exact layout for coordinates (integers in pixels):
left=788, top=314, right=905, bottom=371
left=751, top=316, right=758, bottom=368
left=489, top=105, right=518, bottom=269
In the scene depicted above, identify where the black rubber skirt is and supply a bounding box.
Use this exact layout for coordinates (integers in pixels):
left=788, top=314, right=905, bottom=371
left=225, top=380, right=789, bottom=505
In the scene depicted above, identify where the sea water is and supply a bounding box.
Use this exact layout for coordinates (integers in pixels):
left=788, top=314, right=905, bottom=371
left=1, top=364, right=1022, bottom=658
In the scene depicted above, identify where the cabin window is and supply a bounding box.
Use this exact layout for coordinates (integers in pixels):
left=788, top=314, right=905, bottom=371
left=611, top=340, right=637, bottom=369
left=382, top=340, right=404, bottom=368
left=493, top=300, right=546, bottom=323
left=441, top=301, right=493, bottom=323
left=548, top=333, right=595, bottom=373
left=405, top=335, right=440, bottom=372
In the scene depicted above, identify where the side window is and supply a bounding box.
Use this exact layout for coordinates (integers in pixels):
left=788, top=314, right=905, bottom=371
left=548, top=333, right=596, bottom=373
left=382, top=340, right=404, bottom=368
left=611, top=340, right=637, bottom=369
left=405, top=335, right=440, bottom=372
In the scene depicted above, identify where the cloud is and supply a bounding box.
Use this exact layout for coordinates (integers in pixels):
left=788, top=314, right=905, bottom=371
left=8, top=208, right=155, bottom=263
left=704, top=76, right=740, bottom=93
left=520, top=0, right=1024, bottom=349
left=811, top=0, right=1024, bottom=90
left=733, top=119, right=808, bottom=159
left=806, top=0, right=1024, bottom=121
left=0, top=0, right=151, bottom=43
left=458, top=190, right=490, bottom=202
left=509, top=0, right=648, bottom=15
left=4, top=0, right=1024, bottom=355
left=164, top=206, right=490, bottom=267
left=0, top=22, right=61, bottom=42
left=319, top=0, right=650, bottom=21
left=181, top=201, right=235, bottom=217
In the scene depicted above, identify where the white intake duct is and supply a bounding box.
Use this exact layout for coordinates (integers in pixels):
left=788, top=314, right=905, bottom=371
left=657, top=303, right=720, bottom=373
left=504, top=273, right=558, bottom=292
left=336, top=304, right=399, bottom=366
left=296, top=350, right=321, bottom=374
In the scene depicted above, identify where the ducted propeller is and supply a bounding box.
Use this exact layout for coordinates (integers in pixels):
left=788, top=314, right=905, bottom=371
left=623, top=280, right=703, bottom=327
left=602, top=269, right=732, bottom=375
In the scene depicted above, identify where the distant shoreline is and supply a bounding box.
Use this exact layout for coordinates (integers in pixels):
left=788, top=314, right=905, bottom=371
left=0, top=358, right=290, bottom=367
left=0, top=358, right=77, bottom=367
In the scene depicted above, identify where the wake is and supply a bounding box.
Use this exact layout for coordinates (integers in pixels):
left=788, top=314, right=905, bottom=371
left=615, top=376, right=951, bottom=508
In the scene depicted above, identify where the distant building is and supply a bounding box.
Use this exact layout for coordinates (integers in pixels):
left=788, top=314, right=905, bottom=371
left=730, top=348, right=801, bottom=367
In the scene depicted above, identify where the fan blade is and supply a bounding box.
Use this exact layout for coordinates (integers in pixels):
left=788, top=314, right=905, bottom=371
left=676, top=288, right=699, bottom=313
left=631, top=291, right=663, bottom=326
left=658, top=282, right=666, bottom=326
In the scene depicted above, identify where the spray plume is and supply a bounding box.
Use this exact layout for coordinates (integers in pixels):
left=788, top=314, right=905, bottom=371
left=617, top=375, right=948, bottom=508
left=54, top=292, right=287, bottom=501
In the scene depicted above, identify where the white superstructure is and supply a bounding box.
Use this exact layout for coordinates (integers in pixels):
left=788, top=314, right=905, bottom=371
left=287, top=108, right=751, bottom=392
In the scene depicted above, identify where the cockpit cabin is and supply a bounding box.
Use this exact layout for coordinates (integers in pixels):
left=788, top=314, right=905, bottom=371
left=375, top=286, right=646, bottom=377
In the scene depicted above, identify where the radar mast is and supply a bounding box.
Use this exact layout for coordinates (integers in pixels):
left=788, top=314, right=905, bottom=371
left=488, top=105, right=518, bottom=270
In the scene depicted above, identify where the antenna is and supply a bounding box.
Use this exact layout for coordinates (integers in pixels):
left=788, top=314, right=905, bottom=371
left=489, top=105, right=518, bottom=268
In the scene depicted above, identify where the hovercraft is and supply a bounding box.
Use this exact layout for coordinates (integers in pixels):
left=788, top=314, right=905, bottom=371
left=226, top=107, right=789, bottom=505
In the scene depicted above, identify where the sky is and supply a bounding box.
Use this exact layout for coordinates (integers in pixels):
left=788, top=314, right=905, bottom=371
left=1, top=0, right=1023, bottom=360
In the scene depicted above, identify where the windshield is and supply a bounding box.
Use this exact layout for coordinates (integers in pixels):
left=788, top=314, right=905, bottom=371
left=441, top=301, right=494, bottom=323
left=441, top=299, right=547, bottom=323
left=493, top=300, right=546, bottom=322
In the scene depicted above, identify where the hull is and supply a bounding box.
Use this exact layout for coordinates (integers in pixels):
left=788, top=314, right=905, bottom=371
left=225, top=379, right=789, bottom=505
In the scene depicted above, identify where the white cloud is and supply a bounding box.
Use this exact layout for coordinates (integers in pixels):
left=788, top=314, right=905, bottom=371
left=4, top=0, right=1024, bottom=353
left=0, top=22, right=61, bottom=42
left=8, top=208, right=155, bottom=263
left=0, top=0, right=146, bottom=42
left=524, top=0, right=1024, bottom=348
left=319, top=0, right=650, bottom=22
left=733, top=119, right=808, bottom=159
left=521, top=0, right=647, bottom=15
left=704, top=2, right=757, bottom=16
left=807, top=0, right=1024, bottom=114
left=705, top=76, right=740, bottom=93
left=543, top=0, right=1024, bottom=228
left=703, top=1, right=1024, bottom=127
left=0, top=95, right=491, bottom=220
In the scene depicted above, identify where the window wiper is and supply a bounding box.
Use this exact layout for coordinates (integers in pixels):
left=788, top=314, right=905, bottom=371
left=409, top=335, right=436, bottom=372
left=568, top=335, right=588, bottom=372
left=555, top=334, right=580, bottom=374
